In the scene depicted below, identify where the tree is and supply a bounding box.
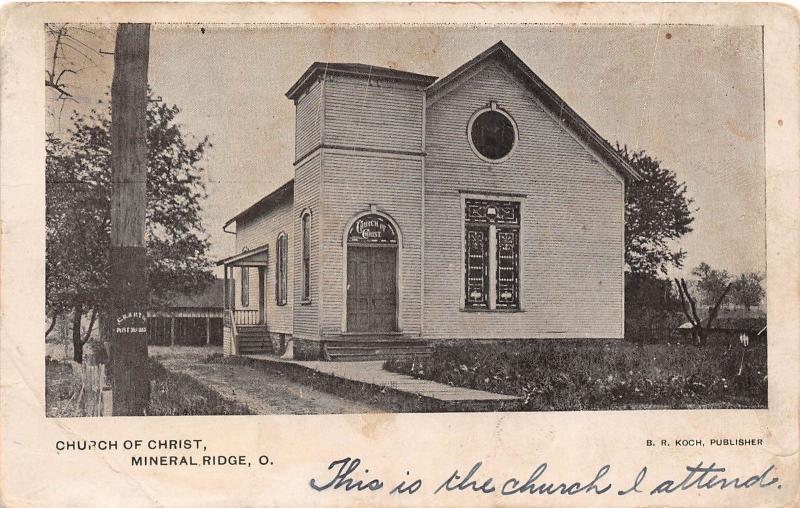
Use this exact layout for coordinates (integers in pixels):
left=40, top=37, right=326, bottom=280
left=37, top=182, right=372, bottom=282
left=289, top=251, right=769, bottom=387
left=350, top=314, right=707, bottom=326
left=45, top=95, right=213, bottom=363
left=617, top=145, right=695, bottom=276
left=46, top=133, right=110, bottom=362
left=624, top=272, right=682, bottom=343
left=691, top=262, right=732, bottom=307
left=674, top=277, right=732, bottom=346
left=732, top=272, right=765, bottom=311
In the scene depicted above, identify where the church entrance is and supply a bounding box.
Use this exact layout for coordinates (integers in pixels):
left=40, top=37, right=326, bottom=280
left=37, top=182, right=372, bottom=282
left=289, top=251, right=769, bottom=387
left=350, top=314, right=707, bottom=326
left=345, top=213, right=399, bottom=333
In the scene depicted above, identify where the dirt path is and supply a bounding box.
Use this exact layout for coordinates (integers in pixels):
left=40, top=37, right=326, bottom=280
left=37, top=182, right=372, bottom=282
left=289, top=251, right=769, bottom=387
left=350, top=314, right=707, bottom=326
left=149, top=346, right=379, bottom=414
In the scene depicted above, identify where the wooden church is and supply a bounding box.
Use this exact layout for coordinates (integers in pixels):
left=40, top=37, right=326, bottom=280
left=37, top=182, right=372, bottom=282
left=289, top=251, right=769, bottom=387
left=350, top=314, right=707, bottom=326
left=217, top=41, right=641, bottom=360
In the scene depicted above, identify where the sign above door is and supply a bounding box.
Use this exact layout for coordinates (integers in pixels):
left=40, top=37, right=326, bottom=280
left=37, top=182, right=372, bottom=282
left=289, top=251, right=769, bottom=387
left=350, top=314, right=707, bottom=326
left=347, top=214, right=398, bottom=245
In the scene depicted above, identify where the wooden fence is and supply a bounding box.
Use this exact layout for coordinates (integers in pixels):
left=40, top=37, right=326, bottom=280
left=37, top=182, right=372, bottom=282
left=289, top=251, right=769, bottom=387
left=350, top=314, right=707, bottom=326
left=69, top=361, right=112, bottom=417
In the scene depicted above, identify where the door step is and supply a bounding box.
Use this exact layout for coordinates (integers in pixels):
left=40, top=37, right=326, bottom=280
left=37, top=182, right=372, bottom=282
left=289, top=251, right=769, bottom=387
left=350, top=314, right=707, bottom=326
left=236, top=327, right=271, bottom=354
left=322, top=339, right=433, bottom=362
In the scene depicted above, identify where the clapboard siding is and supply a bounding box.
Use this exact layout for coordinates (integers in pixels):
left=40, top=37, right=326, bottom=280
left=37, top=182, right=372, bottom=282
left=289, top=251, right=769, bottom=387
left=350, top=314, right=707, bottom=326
left=424, top=59, right=624, bottom=339
left=295, top=80, right=322, bottom=162
left=320, top=150, right=423, bottom=335
left=233, top=196, right=294, bottom=334
left=323, top=76, right=424, bottom=153
left=292, top=154, right=322, bottom=339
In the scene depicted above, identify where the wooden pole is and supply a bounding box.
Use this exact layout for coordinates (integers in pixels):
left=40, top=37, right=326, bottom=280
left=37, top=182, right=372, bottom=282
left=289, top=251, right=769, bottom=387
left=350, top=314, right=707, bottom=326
left=170, top=317, right=175, bottom=346
left=206, top=316, right=211, bottom=345
left=110, top=23, right=151, bottom=416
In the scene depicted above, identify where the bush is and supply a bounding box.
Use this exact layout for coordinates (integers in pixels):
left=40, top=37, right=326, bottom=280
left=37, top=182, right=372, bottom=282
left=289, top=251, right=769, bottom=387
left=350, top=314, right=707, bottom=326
left=625, top=307, right=684, bottom=344
left=384, top=340, right=767, bottom=411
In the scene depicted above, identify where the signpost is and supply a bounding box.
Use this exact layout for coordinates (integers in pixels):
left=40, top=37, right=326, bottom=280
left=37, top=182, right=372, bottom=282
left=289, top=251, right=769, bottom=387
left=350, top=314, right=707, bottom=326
left=110, top=23, right=151, bottom=416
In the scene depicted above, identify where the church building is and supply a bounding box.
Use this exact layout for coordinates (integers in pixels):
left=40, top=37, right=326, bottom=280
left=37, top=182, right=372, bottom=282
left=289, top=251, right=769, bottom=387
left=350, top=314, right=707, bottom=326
left=217, top=41, right=641, bottom=360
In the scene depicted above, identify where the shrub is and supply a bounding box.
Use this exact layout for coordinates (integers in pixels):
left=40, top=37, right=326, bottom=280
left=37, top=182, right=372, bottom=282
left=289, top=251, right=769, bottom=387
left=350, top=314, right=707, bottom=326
left=384, top=340, right=767, bottom=411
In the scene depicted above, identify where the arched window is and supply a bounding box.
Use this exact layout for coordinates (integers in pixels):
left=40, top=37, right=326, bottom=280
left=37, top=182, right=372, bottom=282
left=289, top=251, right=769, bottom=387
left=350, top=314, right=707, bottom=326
left=240, top=266, right=249, bottom=307
left=301, top=210, right=312, bottom=302
left=275, top=232, right=288, bottom=306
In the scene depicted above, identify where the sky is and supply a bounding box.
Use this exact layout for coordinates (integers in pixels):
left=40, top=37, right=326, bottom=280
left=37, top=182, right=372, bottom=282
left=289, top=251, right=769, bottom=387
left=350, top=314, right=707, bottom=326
left=47, top=24, right=766, bottom=278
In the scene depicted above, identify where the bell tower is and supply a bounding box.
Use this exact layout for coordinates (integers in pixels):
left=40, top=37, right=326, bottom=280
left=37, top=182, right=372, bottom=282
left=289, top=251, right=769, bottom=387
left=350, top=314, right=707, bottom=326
left=286, top=62, right=436, bottom=341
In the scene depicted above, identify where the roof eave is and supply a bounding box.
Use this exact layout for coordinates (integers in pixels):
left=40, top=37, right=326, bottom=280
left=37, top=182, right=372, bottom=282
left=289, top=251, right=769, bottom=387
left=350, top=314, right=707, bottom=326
left=216, top=244, right=270, bottom=266
left=222, top=179, right=294, bottom=231
left=286, top=63, right=438, bottom=101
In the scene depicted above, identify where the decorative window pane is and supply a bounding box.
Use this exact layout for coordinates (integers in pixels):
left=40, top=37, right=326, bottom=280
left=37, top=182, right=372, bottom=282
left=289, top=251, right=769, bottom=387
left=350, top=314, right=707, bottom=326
left=464, top=200, right=519, bottom=225
left=241, top=267, right=249, bottom=307
left=301, top=212, right=311, bottom=301
left=276, top=233, right=287, bottom=306
left=496, top=228, right=519, bottom=308
left=465, top=226, right=489, bottom=308
left=464, top=198, right=521, bottom=310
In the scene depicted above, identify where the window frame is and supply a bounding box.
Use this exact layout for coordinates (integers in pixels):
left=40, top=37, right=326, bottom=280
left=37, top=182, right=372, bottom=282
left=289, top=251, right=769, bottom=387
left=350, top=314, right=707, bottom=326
left=275, top=232, right=288, bottom=306
left=300, top=209, right=312, bottom=304
left=460, top=194, right=524, bottom=312
left=467, top=102, right=519, bottom=164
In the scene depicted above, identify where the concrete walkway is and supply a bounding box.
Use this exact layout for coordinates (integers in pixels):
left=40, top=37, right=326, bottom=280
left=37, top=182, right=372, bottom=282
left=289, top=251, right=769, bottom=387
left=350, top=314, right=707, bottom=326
left=245, top=355, right=520, bottom=406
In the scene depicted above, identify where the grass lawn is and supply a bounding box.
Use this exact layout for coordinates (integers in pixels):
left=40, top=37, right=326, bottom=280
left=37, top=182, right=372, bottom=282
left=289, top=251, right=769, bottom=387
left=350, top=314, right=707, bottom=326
left=45, top=355, right=252, bottom=416
left=45, top=358, right=85, bottom=417
left=148, top=358, right=251, bottom=415
left=384, top=340, right=767, bottom=411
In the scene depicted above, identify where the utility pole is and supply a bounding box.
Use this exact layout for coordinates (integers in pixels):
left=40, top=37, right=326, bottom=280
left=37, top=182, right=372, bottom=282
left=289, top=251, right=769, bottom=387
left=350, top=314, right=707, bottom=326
left=110, top=23, right=151, bottom=416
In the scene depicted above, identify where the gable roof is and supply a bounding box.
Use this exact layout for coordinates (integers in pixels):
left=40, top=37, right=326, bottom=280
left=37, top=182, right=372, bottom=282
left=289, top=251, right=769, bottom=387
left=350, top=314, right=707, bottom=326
left=286, top=62, right=438, bottom=101
left=223, top=179, right=294, bottom=232
left=426, top=41, right=642, bottom=182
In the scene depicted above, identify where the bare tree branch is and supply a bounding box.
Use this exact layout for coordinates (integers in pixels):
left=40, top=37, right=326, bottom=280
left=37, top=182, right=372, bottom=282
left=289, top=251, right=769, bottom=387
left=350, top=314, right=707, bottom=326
left=681, top=278, right=702, bottom=327
left=674, top=278, right=695, bottom=326
left=44, top=79, right=73, bottom=98
left=81, top=308, right=98, bottom=344
left=45, top=23, right=106, bottom=114
left=45, top=310, right=61, bottom=337
left=706, top=282, right=733, bottom=330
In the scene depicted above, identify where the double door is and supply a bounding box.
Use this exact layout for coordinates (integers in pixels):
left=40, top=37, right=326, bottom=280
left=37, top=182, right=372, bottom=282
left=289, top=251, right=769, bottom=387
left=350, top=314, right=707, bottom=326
left=346, top=246, right=397, bottom=333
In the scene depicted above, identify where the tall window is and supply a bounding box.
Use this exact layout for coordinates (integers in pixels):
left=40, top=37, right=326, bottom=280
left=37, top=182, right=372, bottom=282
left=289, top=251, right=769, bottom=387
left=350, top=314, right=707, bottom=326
left=240, top=266, right=250, bottom=307
left=464, top=199, right=520, bottom=310
left=276, top=233, right=288, bottom=305
left=301, top=210, right=311, bottom=302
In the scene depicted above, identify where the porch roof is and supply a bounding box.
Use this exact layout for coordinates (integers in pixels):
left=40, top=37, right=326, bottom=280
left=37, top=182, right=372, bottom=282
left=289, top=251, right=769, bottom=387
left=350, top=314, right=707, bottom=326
left=216, top=244, right=269, bottom=267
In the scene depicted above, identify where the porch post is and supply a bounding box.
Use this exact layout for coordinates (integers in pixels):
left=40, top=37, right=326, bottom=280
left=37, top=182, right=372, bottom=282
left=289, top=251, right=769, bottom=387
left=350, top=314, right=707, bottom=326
left=223, top=265, right=228, bottom=310
left=206, top=316, right=211, bottom=345
left=170, top=317, right=175, bottom=346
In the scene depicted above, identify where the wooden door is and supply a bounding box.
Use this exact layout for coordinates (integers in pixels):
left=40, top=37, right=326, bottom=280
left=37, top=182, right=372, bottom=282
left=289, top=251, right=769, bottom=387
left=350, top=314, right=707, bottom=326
left=347, top=247, right=397, bottom=333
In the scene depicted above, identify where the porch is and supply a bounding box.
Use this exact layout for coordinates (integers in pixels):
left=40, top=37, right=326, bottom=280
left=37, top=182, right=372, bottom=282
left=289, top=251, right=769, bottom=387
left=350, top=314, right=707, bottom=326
left=217, top=244, right=272, bottom=355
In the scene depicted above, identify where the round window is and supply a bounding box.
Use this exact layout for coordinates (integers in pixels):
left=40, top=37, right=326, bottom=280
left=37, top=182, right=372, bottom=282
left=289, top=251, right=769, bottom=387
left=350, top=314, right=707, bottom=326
left=469, top=108, right=517, bottom=162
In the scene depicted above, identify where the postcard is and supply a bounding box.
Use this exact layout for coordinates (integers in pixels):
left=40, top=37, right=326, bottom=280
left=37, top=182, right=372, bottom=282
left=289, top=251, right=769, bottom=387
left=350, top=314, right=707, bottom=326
left=1, top=2, right=798, bottom=506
